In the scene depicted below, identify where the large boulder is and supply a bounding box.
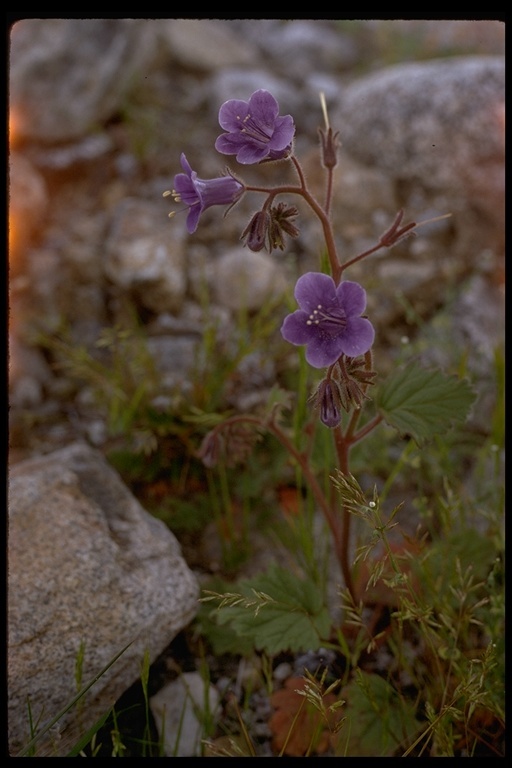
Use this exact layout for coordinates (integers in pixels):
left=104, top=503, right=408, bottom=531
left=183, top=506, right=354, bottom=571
left=338, top=56, right=504, bottom=197
left=336, top=56, right=505, bottom=260
left=8, top=442, right=199, bottom=757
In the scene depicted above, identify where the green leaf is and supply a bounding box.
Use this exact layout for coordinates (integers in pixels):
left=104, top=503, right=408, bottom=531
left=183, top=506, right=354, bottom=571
left=214, top=566, right=331, bottom=655
left=375, top=361, right=476, bottom=446
left=195, top=575, right=255, bottom=657
left=342, top=671, right=421, bottom=756
left=65, top=707, right=113, bottom=757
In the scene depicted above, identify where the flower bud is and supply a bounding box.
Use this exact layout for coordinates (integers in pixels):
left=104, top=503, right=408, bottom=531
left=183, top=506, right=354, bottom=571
left=241, top=210, right=271, bottom=252
left=315, top=378, right=342, bottom=428
left=337, top=355, right=377, bottom=411
left=196, top=430, right=222, bottom=468
left=241, top=202, right=299, bottom=254
left=318, top=126, right=340, bottom=170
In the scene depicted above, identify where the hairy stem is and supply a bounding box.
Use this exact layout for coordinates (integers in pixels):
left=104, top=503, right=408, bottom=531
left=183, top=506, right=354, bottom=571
left=246, top=155, right=342, bottom=282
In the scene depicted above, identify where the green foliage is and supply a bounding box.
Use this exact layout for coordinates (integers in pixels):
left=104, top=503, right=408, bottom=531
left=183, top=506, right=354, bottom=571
left=201, top=565, right=332, bottom=655
left=340, top=670, right=421, bottom=756
left=38, top=321, right=176, bottom=456
left=418, top=527, right=497, bottom=597
left=491, top=345, right=505, bottom=448
left=69, top=709, right=114, bottom=757
left=375, top=360, right=477, bottom=446
left=195, top=593, right=256, bottom=658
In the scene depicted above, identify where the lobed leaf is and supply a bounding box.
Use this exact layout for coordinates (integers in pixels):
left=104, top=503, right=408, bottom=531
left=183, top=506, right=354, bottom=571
left=375, top=361, right=476, bottom=446
left=214, top=565, right=331, bottom=655
left=341, top=670, right=421, bottom=756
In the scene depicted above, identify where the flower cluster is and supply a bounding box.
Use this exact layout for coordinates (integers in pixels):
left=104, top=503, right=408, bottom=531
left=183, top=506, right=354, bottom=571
left=241, top=203, right=300, bottom=253
left=311, top=356, right=377, bottom=428
left=170, top=88, right=376, bottom=432
left=168, top=90, right=295, bottom=232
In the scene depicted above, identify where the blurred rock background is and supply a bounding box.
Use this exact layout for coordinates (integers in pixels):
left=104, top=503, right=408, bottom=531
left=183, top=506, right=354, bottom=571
left=9, top=19, right=504, bottom=456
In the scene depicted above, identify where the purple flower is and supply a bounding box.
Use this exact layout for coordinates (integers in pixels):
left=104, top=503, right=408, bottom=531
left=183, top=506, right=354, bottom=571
left=215, top=89, right=295, bottom=164
left=172, top=153, right=244, bottom=233
left=281, top=272, right=375, bottom=368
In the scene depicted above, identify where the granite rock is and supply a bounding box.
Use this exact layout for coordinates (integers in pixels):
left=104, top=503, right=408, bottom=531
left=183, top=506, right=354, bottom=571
left=8, top=442, right=199, bottom=756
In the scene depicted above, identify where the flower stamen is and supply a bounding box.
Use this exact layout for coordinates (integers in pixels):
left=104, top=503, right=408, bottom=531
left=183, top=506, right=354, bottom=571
left=239, top=113, right=273, bottom=143
left=281, top=272, right=374, bottom=368
left=306, top=305, right=347, bottom=331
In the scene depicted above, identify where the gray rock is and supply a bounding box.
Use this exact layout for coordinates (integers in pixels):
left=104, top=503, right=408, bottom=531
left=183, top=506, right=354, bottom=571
left=418, top=273, right=504, bottom=383
left=336, top=56, right=505, bottom=265
left=338, top=56, right=504, bottom=201
left=257, top=19, right=359, bottom=75
left=146, top=335, right=200, bottom=396
left=105, top=198, right=187, bottom=315
left=8, top=442, right=199, bottom=757
left=9, top=19, right=156, bottom=142
left=223, top=351, right=277, bottom=412
left=212, top=247, right=288, bottom=313
left=150, top=672, right=220, bottom=757
left=25, top=132, right=115, bottom=172
left=8, top=333, right=53, bottom=409
left=158, top=19, right=258, bottom=71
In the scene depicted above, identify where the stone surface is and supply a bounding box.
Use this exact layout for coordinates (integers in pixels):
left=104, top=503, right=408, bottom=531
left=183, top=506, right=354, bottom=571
left=105, top=197, right=187, bottom=315
left=9, top=19, right=156, bottom=142
left=212, top=248, right=288, bottom=313
left=8, top=442, right=199, bottom=757
left=8, top=332, right=53, bottom=409
left=150, top=672, right=220, bottom=757
left=255, top=19, right=359, bottom=74
left=336, top=56, right=505, bottom=258
left=338, top=56, right=505, bottom=187
left=158, top=19, right=257, bottom=71
left=415, top=273, right=505, bottom=436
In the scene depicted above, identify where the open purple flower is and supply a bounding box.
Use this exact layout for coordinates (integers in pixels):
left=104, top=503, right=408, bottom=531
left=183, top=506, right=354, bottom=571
left=215, top=89, right=295, bottom=164
left=172, top=153, right=244, bottom=233
left=281, top=272, right=375, bottom=368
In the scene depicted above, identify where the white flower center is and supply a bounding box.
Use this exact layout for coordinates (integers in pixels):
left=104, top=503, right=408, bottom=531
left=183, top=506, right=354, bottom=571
left=306, top=304, right=347, bottom=335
